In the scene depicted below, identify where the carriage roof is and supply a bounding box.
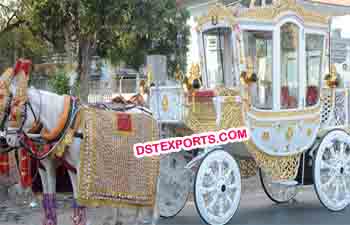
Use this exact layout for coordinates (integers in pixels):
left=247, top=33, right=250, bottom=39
left=195, top=0, right=330, bottom=30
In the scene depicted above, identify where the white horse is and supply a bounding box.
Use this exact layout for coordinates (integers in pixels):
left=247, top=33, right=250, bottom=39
left=3, top=83, right=159, bottom=225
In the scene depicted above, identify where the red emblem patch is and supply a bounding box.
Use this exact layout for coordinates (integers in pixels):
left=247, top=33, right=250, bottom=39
left=117, top=113, right=132, bottom=132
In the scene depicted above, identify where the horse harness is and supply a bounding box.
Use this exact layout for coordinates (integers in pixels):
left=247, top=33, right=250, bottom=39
left=5, top=92, right=152, bottom=160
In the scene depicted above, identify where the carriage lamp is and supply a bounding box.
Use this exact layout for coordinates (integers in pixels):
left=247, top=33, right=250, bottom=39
left=324, top=64, right=339, bottom=88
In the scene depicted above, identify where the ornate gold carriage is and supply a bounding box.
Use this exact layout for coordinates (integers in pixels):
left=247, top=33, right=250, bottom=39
left=151, top=1, right=350, bottom=224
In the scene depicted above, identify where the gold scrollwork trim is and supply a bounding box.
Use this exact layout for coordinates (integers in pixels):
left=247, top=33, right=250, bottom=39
left=244, top=140, right=301, bottom=180
left=248, top=105, right=321, bottom=119
left=249, top=115, right=320, bottom=128
left=162, top=95, right=169, bottom=112
left=238, top=0, right=329, bottom=25
left=196, top=4, right=237, bottom=28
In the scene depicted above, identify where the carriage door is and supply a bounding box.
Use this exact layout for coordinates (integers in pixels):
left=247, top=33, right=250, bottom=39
left=305, top=33, right=324, bottom=107
left=243, top=30, right=273, bottom=109
left=280, top=22, right=300, bottom=109
left=202, top=27, right=235, bottom=88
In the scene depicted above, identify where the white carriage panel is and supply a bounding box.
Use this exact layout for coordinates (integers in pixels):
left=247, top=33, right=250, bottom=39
left=149, top=86, right=184, bottom=123
left=246, top=113, right=320, bottom=156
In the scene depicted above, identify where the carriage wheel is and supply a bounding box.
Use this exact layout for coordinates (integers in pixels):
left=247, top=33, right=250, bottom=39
left=259, top=168, right=298, bottom=204
left=314, top=129, right=350, bottom=212
left=158, top=152, right=192, bottom=218
left=194, top=150, right=241, bottom=225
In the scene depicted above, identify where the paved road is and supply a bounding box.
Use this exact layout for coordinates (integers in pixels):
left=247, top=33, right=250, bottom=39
left=160, top=187, right=350, bottom=225
left=0, top=178, right=349, bottom=225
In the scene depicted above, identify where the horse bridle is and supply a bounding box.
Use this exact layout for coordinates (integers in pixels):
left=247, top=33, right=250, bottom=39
left=0, top=88, right=42, bottom=153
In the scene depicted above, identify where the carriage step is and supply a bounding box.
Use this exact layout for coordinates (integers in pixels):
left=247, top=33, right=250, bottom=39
left=271, top=180, right=299, bottom=187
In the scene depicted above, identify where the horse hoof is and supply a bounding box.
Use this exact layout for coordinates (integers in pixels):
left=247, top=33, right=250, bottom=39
left=43, top=219, right=56, bottom=225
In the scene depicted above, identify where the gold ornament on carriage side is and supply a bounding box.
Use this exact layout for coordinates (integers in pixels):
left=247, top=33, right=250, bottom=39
left=189, top=63, right=202, bottom=89
left=240, top=57, right=258, bottom=85
left=306, top=128, right=313, bottom=137
left=324, top=64, right=339, bottom=88
left=162, top=95, right=169, bottom=112
left=262, top=131, right=270, bottom=141
left=146, top=65, right=154, bottom=87
left=285, top=127, right=294, bottom=142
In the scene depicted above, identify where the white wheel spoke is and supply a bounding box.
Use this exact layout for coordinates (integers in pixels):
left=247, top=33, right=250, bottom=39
left=322, top=173, right=336, bottom=187
left=345, top=154, right=350, bottom=164
left=218, top=196, right=224, bottom=216
left=329, top=146, right=336, bottom=157
left=346, top=167, right=350, bottom=176
left=200, top=185, right=216, bottom=193
left=224, top=169, right=232, bottom=182
left=340, top=142, right=346, bottom=158
left=333, top=179, right=340, bottom=201
left=227, top=180, right=238, bottom=190
left=217, top=160, right=223, bottom=177
left=321, top=160, right=333, bottom=170
left=225, top=193, right=233, bottom=206
left=208, top=192, right=218, bottom=209
left=341, top=176, right=349, bottom=195
left=206, top=167, right=215, bottom=179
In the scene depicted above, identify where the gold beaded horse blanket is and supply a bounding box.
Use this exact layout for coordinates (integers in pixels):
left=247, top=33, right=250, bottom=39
left=77, top=107, right=159, bottom=208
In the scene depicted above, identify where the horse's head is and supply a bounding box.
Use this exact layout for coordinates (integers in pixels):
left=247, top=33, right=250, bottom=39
left=0, top=60, right=31, bottom=152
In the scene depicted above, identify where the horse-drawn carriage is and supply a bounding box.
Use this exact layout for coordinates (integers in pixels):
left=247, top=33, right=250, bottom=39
left=150, top=1, right=350, bottom=225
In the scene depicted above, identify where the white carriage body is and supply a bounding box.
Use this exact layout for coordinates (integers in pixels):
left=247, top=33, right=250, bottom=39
left=152, top=2, right=350, bottom=222
left=149, top=85, right=185, bottom=123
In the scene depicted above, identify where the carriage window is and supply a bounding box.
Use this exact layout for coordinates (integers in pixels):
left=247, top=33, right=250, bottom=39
left=202, top=28, right=234, bottom=88
left=243, top=30, right=273, bottom=109
left=306, top=34, right=324, bottom=106
left=280, top=23, right=299, bottom=109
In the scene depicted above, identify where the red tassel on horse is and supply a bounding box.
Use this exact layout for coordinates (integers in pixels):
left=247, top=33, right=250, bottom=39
left=19, top=149, right=32, bottom=188
left=0, top=153, right=9, bottom=176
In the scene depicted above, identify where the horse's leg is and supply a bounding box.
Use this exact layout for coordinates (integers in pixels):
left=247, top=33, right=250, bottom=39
left=65, top=137, right=87, bottom=225
left=40, top=158, right=57, bottom=225
left=38, top=167, right=49, bottom=224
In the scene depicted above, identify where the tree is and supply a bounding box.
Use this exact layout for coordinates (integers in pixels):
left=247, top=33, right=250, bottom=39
left=0, top=26, right=49, bottom=71
left=0, top=0, right=26, bottom=37
left=0, top=0, right=49, bottom=71
left=29, top=0, right=190, bottom=101
left=48, top=69, right=70, bottom=95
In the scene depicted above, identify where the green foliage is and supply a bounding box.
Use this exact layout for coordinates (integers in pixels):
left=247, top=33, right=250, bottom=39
left=30, top=0, right=190, bottom=73
left=48, top=69, right=70, bottom=95
left=105, top=0, right=190, bottom=76
left=1, top=0, right=190, bottom=98
left=0, top=26, right=49, bottom=71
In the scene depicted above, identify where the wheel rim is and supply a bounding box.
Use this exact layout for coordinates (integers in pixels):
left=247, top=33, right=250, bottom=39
left=195, top=150, right=241, bottom=225
left=158, top=152, right=192, bottom=218
left=259, top=169, right=298, bottom=204
left=314, top=130, right=350, bottom=211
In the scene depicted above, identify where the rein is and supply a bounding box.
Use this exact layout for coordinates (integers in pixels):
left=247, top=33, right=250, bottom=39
left=17, top=95, right=80, bottom=160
